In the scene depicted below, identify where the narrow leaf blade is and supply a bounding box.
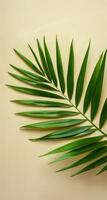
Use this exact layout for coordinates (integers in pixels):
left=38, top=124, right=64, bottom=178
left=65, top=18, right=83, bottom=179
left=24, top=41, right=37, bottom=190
left=7, top=85, right=64, bottom=99
left=97, top=164, right=107, bottom=175
left=11, top=99, right=71, bottom=108
left=44, top=37, right=57, bottom=86
left=9, top=72, right=54, bottom=91
left=83, top=52, right=103, bottom=113
left=91, top=51, right=107, bottom=120
left=37, top=39, right=51, bottom=80
left=75, top=42, right=90, bottom=106
left=14, top=49, right=42, bottom=75
left=16, top=110, right=79, bottom=118
left=57, top=146, right=107, bottom=172
left=10, top=65, right=49, bottom=83
left=30, top=126, right=92, bottom=141
left=99, top=98, right=107, bottom=128
left=56, top=37, right=65, bottom=93
left=50, top=140, right=107, bottom=164
left=67, top=40, right=74, bottom=100
left=28, top=44, right=44, bottom=74
left=22, top=118, right=86, bottom=130
left=71, top=155, right=107, bottom=177
left=41, top=136, right=103, bottom=156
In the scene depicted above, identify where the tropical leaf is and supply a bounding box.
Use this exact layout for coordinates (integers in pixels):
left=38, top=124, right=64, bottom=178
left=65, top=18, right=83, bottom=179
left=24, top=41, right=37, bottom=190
left=7, top=85, right=63, bottom=99
left=50, top=140, right=107, bottom=164
left=57, top=146, right=107, bottom=172
left=99, top=98, right=107, bottom=128
left=36, top=39, right=51, bottom=80
left=10, top=65, right=49, bottom=83
left=83, top=52, right=103, bottom=113
left=21, top=118, right=85, bottom=130
left=71, top=155, right=107, bottom=177
left=30, top=126, right=93, bottom=141
left=67, top=40, right=74, bottom=100
left=91, top=51, right=107, bottom=120
left=14, top=49, right=42, bottom=75
left=75, top=42, right=90, bottom=106
left=11, top=99, right=71, bottom=108
left=16, top=110, right=79, bottom=118
left=28, top=43, right=44, bottom=74
left=56, top=37, right=65, bottom=94
left=8, top=72, right=57, bottom=91
left=8, top=37, right=107, bottom=177
left=97, top=164, right=107, bottom=175
left=41, top=136, right=103, bottom=156
left=44, top=37, right=58, bottom=86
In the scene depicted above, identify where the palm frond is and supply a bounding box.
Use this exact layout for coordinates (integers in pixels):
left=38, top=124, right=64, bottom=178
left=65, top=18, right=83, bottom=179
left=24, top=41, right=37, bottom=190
left=8, top=37, right=107, bottom=177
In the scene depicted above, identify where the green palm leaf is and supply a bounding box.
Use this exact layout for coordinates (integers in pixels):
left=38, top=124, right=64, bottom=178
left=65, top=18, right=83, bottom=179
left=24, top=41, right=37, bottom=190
left=91, top=51, right=107, bottom=120
left=10, top=65, right=49, bottom=83
left=8, top=38, right=107, bottom=177
left=8, top=72, right=56, bottom=91
left=67, top=40, right=74, bottom=100
left=28, top=44, right=44, bottom=75
left=71, top=155, right=107, bottom=177
left=99, top=98, right=107, bottom=128
left=97, top=164, right=107, bottom=175
left=30, top=127, right=95, bottom=141
left=57, top=146, right=107, bottom=172
left=37, top=39, right=51, bottom=80
left=21, top=118, right=85, bottom=130
left=75, top=42, right=90, bottom=106
left=7, top=85, right=64, bottom=99
left=16, top=110, right=78, bottom=118
left=50, top=140, right=107, bottom=164
left=56, top=37, right=65, bottom=94
left=44, top=37, right=58, bottom=86
left=14, top=49, right=42, bottom=75
left=11, top=99, right=71, bottom=108
left=41, top=136, right=103, bottom=156
left=83, top=52, right=103, bottom=113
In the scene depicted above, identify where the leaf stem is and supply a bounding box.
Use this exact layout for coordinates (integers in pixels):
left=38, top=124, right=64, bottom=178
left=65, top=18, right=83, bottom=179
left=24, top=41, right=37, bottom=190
left=64, top=94, right=106, bottom=136
left=70, top=101, right=106, bottom=136
left=34, top=57, right=106, bottom=137
left=44, top=78, right=106, bottom=136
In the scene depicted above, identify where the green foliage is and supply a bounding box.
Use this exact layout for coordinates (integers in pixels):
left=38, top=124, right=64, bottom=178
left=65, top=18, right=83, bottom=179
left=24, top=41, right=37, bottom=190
left=99, top=98, right=107, bottom=128
left=67, top=40, right=74, bottom=100
left=8, top=37, right=107, bottom=177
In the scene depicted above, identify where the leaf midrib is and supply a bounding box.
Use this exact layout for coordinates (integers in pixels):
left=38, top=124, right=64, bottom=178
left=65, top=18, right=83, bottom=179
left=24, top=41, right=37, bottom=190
left=40, top=71, right=106, bottom=137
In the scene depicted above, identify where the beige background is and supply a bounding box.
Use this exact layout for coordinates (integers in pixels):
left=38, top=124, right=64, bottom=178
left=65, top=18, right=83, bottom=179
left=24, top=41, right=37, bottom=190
left=0, top=0, right=107, bottom=200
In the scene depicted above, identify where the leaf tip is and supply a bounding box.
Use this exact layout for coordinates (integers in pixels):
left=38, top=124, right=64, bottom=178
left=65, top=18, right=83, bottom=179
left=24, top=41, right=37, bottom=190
left=20, top=125, right=26, bottom=130
left=13, top=48, right=17, bottom=53
left=5, top=84, right=11, bottom=88
left=29, top=138, right=38, bottom=142
left=27, top=43, right=31, bottom=49
left=38, top=153, right=48, bottom=158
